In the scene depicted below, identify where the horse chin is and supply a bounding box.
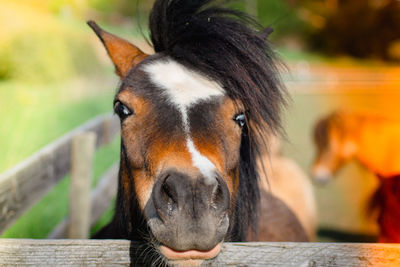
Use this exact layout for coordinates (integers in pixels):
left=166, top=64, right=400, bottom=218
left=146, top=218, right=224, bottom=265
left=159, top=243, right=221, bottom=265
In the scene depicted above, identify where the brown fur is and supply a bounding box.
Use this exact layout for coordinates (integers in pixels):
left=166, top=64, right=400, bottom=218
left=258, top=134, right=317, bottom=241
left=116, top=88, right=243, bottom=212
left=87, top=21, right=148, bottom=77
left=248, top=191, right=309, bottom=242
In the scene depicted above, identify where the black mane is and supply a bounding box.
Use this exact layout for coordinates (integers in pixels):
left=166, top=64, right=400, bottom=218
left=149, top=0, right=287, bottom=240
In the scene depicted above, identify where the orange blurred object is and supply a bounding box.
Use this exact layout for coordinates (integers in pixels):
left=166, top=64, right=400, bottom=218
left=312, top=111, right=400, bottom=242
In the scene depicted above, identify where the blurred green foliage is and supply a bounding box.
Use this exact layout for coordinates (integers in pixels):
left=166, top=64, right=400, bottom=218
left=257, top=1, right=307, bottom=37
left=216, top=1, right=308, bottom=39
left=0, top=1, right=103, bottom=83
left=89, top=0, right=154, bottom=21
left=0, top=30, right=100, bottom=82
left=230, top=0, right=400, bottom=61
left=89, top=0, right=136, bottom=16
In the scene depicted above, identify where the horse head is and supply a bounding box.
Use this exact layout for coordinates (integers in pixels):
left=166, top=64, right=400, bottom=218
left=89, top=0, right=286, bottom=264
left=311, top=111, right=358, bottom=184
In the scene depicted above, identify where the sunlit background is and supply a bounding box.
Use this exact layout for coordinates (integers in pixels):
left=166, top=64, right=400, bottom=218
left=1, top=0, right=399, bottom=240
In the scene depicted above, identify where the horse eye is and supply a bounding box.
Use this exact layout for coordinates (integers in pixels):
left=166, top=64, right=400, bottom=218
left=114, top=101, right=133, bottom=119
left=234, top=113, right=246, bottom=127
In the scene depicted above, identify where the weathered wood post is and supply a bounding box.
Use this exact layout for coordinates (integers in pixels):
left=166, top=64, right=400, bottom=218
left=68, top=132, right=96, bottom=239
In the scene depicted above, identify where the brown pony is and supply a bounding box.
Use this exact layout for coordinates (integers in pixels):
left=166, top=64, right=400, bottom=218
left=89, top=0, right=308, bottom=265
left=312, top=110, right=400, bottom=243
left=258, top=134, right=317, bottom=241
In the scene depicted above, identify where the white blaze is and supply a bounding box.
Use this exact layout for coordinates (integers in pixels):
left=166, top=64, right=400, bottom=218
left=144, top=58, right=224, bottom=183
left=186, top=138, right=217, bottom=181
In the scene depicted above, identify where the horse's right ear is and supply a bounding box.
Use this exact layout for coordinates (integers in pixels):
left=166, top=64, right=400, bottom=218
left=87, top=20, right=148, bottom=78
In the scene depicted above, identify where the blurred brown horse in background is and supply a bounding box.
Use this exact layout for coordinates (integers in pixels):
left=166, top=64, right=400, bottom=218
left=258, top=134, right=316, bottom=241
left=312, top=111, right=400, bottom=243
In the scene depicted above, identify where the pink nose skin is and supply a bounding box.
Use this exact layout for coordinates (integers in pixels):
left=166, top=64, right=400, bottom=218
left=160, top=243, right=221, bottom=260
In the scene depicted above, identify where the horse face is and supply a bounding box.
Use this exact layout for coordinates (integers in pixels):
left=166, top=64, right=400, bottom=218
left=311, top=115, right=357, bottom=184
left=117, top=58, right=246, bottom=259
left=118, top=57, right=246, bottom=251
left=88, top=22, right=246, bottom=260
left=311, top=136, right=341, bottom=185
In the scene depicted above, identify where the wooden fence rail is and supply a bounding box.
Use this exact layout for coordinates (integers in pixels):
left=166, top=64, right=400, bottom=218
left=0, top=114, right=120, bottom=235
left=48, top=163, right=119, bottom=239
left=0, top=239, right=399, bottom=266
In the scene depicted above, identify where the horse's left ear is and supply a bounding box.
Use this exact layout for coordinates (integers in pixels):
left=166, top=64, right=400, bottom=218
left=87, top=20, right=148, bottom=78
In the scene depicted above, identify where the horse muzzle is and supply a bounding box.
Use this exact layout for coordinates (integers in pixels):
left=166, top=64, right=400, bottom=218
left=311, top=165, right=333, bottom=185
left=146, top=170, right=230, bottom=260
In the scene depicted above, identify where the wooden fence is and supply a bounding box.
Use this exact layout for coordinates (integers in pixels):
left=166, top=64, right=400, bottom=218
left=1, top=239, right=399, bottom=266
left=0, top=114, right=120, bottom=238
left=1, top=114, right=400, bottom=266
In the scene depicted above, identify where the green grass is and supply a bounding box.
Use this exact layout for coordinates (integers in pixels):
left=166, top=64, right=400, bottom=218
left=91, top=198, right=116, bottom=236
left=0, top=76, right=117, bottom=173
left=0, top=76, right=119, bottom=238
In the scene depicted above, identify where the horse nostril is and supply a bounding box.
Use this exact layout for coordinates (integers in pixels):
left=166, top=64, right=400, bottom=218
left=152, top=172, right=230, bottom=224
left=210, top=177, right=230, bottom=213
left=161, top=178, right=177, bottom=214
left=153, top=174, right=179, bottom=220
left=160, top=176, right=178, bottom=211
left=210, top=183, right=222, bottom=210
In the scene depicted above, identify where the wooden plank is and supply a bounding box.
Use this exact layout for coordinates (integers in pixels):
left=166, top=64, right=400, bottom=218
left=89, top=163, right=119, bottom=225
left=0, top=240, right=399, bottom=266
left=0, top=239, right=131, bottom=266
left=101, top=115, right=120, bottom=145
left=48, top=163, right=119, bottom=239
left=68, top=133, right=96, bottom=239
left=0, top=114, right=120, bottom=234
left=213, top=242, right=400, bottom=266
